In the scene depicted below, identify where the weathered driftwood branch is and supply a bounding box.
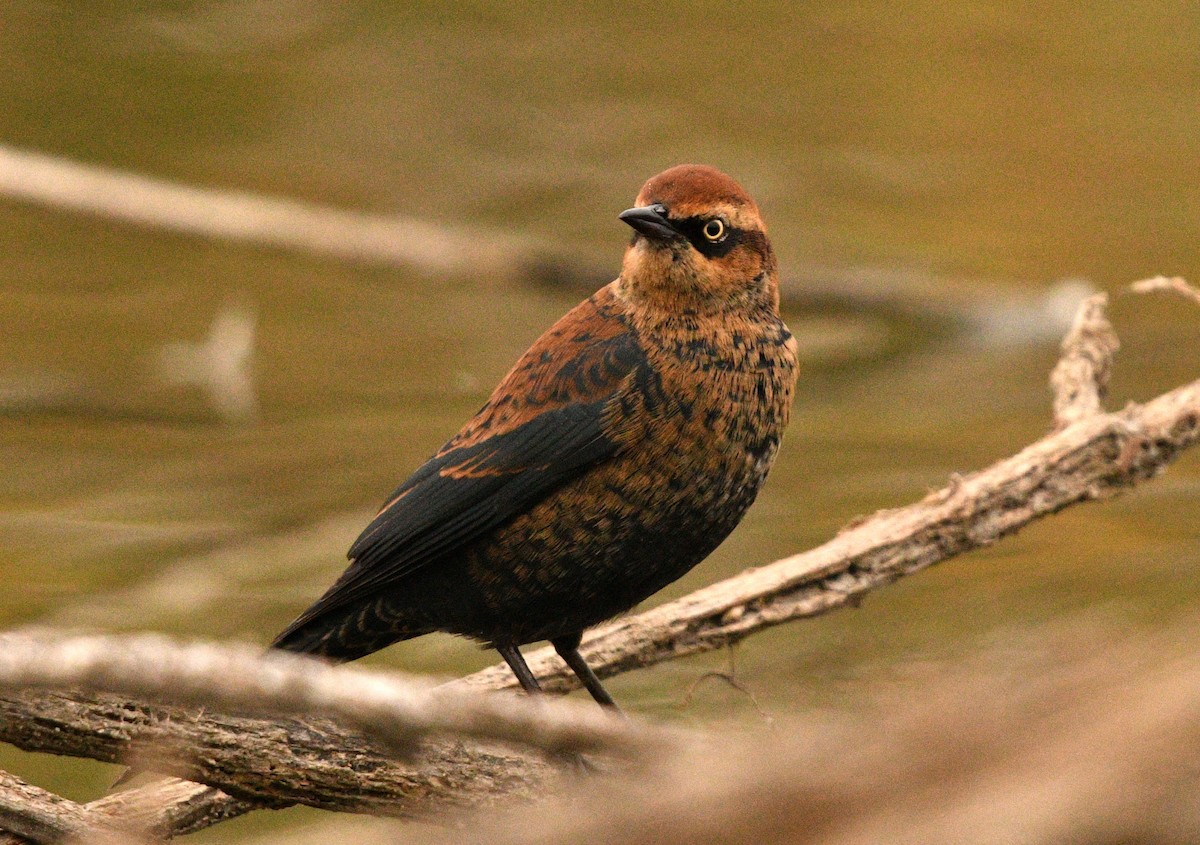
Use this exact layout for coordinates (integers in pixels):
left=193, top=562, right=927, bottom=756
left=1131, top=274, right=1200, bottom=306
left=0, top=634, right=647, bottom=760
left=0, top=633, right=655, bottom=843
left=1, top=283, right=1197, bottom=843
left=0, top=687, right=560, bottom=824
left=0, top=770, right=122, bottom=845
left=0, top=775, right=248, bottom=845
left=0, top=144, right=1087, bottom=341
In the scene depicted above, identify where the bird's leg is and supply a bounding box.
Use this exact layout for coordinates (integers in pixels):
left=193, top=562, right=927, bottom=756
left=497, top=640, right=598, bottom=773
left=495, top=642, right=543, bottom=695
left=552, top=632, right=622, bottom=713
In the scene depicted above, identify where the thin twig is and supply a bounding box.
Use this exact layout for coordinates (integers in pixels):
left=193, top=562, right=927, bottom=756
left=1130, top=274, right=1200, bottom=305
left=1049, top=292, right=1118, bottom=428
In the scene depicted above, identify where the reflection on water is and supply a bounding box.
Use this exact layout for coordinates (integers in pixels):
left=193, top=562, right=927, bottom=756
left=1, top=0, right=1198, bottom=831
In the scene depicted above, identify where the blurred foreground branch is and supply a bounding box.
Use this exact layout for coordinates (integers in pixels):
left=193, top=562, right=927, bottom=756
left=1, top=280, right=1198, bottom=843
left=0, top=635, right=648, bottom=761
left=0, top=635, right=658, bottom=844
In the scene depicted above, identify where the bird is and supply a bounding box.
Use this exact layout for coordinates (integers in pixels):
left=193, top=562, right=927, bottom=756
left=271, top=164, right=798, bottom=710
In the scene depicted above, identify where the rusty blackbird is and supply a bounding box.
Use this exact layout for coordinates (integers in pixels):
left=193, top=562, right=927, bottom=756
left=273, top=165, right=798, bottom=709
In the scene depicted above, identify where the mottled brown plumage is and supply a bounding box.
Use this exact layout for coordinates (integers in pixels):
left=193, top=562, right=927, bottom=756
left=273, top=164, right=798, bottom=707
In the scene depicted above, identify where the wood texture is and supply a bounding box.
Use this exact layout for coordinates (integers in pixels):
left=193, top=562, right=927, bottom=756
left=0, top=635, right=646, bottom=760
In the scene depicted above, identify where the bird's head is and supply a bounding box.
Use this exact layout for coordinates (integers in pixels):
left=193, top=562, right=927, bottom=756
left=618, top=164, right=779, bottom=314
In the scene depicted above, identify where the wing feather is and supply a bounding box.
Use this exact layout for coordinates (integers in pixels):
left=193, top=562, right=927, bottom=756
left=273, top=285, right=641, bottom=645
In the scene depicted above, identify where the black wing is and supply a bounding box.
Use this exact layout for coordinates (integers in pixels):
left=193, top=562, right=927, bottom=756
left=272, top=288, right=642, bottom=646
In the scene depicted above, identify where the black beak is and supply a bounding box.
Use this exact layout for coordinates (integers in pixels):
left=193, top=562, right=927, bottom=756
left=619, top=203, right=677, bottom=240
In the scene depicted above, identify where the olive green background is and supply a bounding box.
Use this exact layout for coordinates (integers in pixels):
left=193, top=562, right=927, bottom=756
left=1, top=3, right=1198, bottom=840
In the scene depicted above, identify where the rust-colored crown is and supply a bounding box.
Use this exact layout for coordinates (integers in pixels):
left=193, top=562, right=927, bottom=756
left=635, top=164, right=760, bottom=218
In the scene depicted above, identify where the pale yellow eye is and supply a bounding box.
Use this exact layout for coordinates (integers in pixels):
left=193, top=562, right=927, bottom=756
left=702, top=218, right=727, bottom=242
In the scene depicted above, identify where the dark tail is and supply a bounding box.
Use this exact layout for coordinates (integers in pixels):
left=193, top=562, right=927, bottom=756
left=270, top=598, right=426, bottom=663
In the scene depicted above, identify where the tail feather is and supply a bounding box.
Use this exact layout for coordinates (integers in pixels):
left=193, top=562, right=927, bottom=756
left=270, top=597, right=426, bottom=663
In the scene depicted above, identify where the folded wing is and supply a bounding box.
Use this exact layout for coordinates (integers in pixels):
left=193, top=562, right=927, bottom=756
left=272, top=287, right=642, bottom=647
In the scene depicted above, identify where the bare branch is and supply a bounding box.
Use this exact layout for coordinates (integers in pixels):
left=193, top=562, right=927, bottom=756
left=165, top=614, right=1200, bottom=845
left=410, top=615, right=1200, bottom=845
left=0, top=633, right=657, bottom=843
left=0, top=634, right=650, bottom=760
left=83, top=781, right=245, bottom=841
left=0, top=629, right=666, bottom=841
left=1049, top=292, right=1118, bottom=428
left=0, top=689, right=560, bottom=826
left=0, top=771, right=105, bottom=844
left=0, top=144, right=524, bottom=279
left=0, top=774, right=235, bottom=845
left=460, top=380, right=1197, bottom=695
left=1130, top=274, right=1200, bottom=305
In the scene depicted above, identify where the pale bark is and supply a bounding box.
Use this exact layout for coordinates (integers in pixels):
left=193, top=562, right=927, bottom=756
left=1049, top=292, right=1117, bottom=427
left=0, top=635, right=648, bottom=759
left=0, top=776, right=250, bottom=845
left=0, top=690, right=557, bottom=817
left=0, top=771, right=114, bottom=845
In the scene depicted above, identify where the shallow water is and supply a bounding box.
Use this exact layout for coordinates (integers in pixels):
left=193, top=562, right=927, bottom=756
left=1, top=2, right=1198, bottom=837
